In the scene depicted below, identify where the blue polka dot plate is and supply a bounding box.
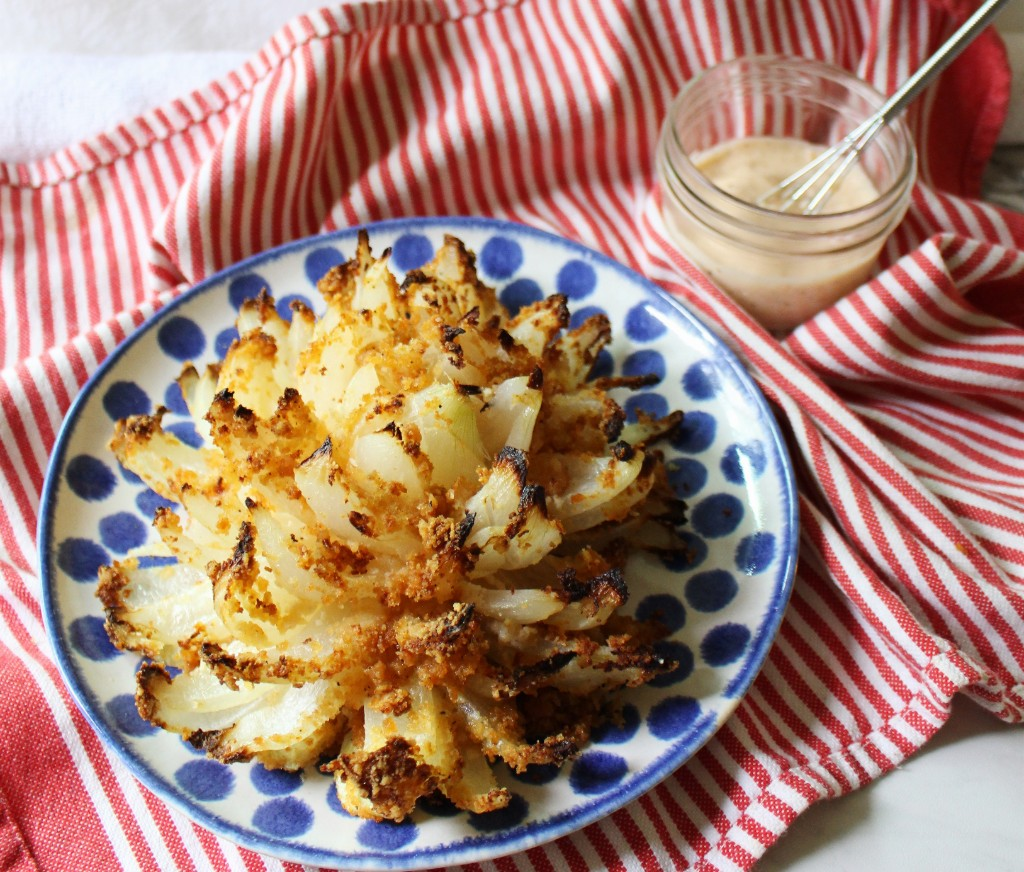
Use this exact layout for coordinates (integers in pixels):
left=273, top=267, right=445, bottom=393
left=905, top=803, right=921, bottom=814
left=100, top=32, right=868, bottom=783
left=40, top=217, right=797, bottom=869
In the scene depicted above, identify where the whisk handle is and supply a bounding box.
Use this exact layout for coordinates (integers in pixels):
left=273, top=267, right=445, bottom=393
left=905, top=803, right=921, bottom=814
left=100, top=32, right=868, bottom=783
left=876, top=0, right=1011, bottom=125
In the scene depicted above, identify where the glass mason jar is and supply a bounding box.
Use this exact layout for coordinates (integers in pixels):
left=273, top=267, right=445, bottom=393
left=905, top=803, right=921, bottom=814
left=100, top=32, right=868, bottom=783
left=655, top=56, right=917, bottom=332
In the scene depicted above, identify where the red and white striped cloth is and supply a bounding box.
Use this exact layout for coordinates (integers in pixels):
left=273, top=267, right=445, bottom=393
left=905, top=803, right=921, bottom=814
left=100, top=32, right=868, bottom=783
left=2, top=0, right=1023, bottom=869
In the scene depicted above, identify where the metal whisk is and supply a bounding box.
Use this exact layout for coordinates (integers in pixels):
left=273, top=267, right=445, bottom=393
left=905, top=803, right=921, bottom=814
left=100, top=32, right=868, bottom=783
left=758, top=0, right=1011, bottom=215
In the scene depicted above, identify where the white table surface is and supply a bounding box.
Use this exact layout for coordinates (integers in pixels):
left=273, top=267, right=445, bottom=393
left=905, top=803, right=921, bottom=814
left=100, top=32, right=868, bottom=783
left=3, top=2, right=1022, bottom=869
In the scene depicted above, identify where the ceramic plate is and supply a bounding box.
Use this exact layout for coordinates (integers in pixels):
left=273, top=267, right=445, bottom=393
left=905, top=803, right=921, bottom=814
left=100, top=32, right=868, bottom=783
left=40, top=217, right=797, bottom=869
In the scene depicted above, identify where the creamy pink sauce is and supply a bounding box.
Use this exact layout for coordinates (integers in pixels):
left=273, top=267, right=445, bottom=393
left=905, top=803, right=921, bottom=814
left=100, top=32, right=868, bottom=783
left=662, top=136, right=886, bottom=332
left=693, top=136, right=878, bottom=213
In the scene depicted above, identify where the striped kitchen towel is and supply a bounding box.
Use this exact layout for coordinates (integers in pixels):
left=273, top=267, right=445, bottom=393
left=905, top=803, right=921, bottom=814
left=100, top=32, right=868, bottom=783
left=1, top=0, right=1022, bottom=870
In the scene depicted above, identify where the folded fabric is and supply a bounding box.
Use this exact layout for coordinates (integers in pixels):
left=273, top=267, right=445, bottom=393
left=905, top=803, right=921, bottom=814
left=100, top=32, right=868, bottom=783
left=1, top=1, right=1022, bottom=870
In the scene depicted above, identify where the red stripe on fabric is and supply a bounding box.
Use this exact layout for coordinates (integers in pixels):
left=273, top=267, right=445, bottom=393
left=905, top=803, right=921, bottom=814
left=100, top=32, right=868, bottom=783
left=246, top=63, right=284, bottom=258
left=841, top=290, right=1024, bottom=385
left=391, top=24, right=440, bottom=216
left=717, top=836, right=758, bottom=870
left=326, top=42, right=361, bottom=229
left=637, top=792, right=691, bottom=869
left=849, top=384, right=1024, bottom=451
left=0, top=382, right=45, bottom=546
left=716, top=724, right=773, bottom=793
left=365, top=31, right=407, bottom=217
left=189, top=824, right=236, bottom=872
left=49, top=184, right=82, bottom=342
left=496, top=5, right=576, bottom=231
left=523, top=844, right=557, bottom=872
left=580, top=821, right=628, bottom=872
left=433, top=22, right=486, bottom=216
left=493, top=852, right=520, bottom=872
left=79, top=144, right=127, bottom=316
left=268, top=60, right=301, bottom=247
left=800, top=502, right=943, bottom=667
left=731, top=700, right=794, bottom=776
left=399, top=24, right=456, bottom=215
left=465, top=14, right=521, bottom=214
left=131, top=121, right=173, bottom=203
left=748, top=675, right=852, bottom=789
left=653, top=780, right=711, bottom=857
left=133, top=782, right=204, bottom=871
left=553, top=836, right=592, bottom=872
left=27, top=190, right=55, bottom=358
left=349, top=37, right=386, bottom=220
left=737, top=814, right=774, bottom=855
left=894, top=521, right=1024, bottom=673
left=567, top=0, right=637, bottom=220
left=552, top=0, right=637, bottom=259
left=868, top=411, right=1024, bottom=482
left=374, top=31, right=424, bottom=218
left=97, top=136, right=146, bottom=306
left=770, top=636, right=863, bottom=763
left=787, top=592, right=893, bottom=728
left=39, top=351, right=72, bottom=428
left=301, top=41, right=337, bottom=234
left=0, top=645, right=121, bottom=871
left=0, top=599, right=163, bottom=871
left=699, top=749, right=750, bottom=819
left=632, top=0, right=678, bottom=96
left=16, top=372, right=56, bottom=479
left=592, top=0, right=664, bottom=207
left=799, top=557, right=916, bottom=703
left=225, top=81, right=253, bottom=267
left=871, top=263, right=1024, bottom=345
left=778, top=767, right=826, bottom=806
left=756, top=789, right=800, bottom=829
left=8, top=185, right=29, bottom=364
left=811, top=444, right=961, bottom=646
left=521, top=1, right=620, bottom=254
left=679, top=3, right=709, bottom=67
left=675, top=764, right=732, bottom=838
left=609, top=808, right=661, bottom=872
left=452, top=19, right=517, bottom=218
left=797, top=0, right=826, bottom=57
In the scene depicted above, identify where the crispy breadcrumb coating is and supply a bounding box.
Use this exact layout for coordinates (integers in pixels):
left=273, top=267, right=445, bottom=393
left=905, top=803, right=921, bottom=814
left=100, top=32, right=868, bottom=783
left=99, top=232, right=688, bottom=821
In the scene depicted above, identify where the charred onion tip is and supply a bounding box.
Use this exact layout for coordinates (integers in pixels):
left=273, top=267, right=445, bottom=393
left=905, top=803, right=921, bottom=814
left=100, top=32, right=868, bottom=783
left=442, top=602, right=475, bottom=639
left=497, top=329, right=514, bottom=351
left=553, top=294, right=571, bottom=327
left=230, top=521, right=256, bottom=563
left=611, top=440, right=635, bottom=462
left=558, top=567, right=587, bottom=601
left=400, top=268, right=429, bottom=289
left=442, top=325, right=466, bottom=341
left=302, top=436, right=333, bottom=465
left=495, top=446, right=529, bottom=489
left=455, top=382, right=483, bottom=396
left=518, top=484, right=547, bottom=515
left=596, top=568, right=628, bottom=602
left=527, top=366, right=544, bottom=390
left=526, top=651, right=576, bottom=678
left=455, top=512, right=476, bottom=547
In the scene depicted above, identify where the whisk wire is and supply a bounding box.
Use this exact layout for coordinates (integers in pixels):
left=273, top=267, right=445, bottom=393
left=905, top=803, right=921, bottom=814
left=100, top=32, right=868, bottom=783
left=753, top=0, right=1009, bottom=215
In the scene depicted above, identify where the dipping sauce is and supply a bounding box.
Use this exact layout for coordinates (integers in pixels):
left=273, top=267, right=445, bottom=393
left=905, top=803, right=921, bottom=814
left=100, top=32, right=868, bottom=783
left=693, top=136, right=879, bottom=214
left=655, top=57, right=916, bottom=333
